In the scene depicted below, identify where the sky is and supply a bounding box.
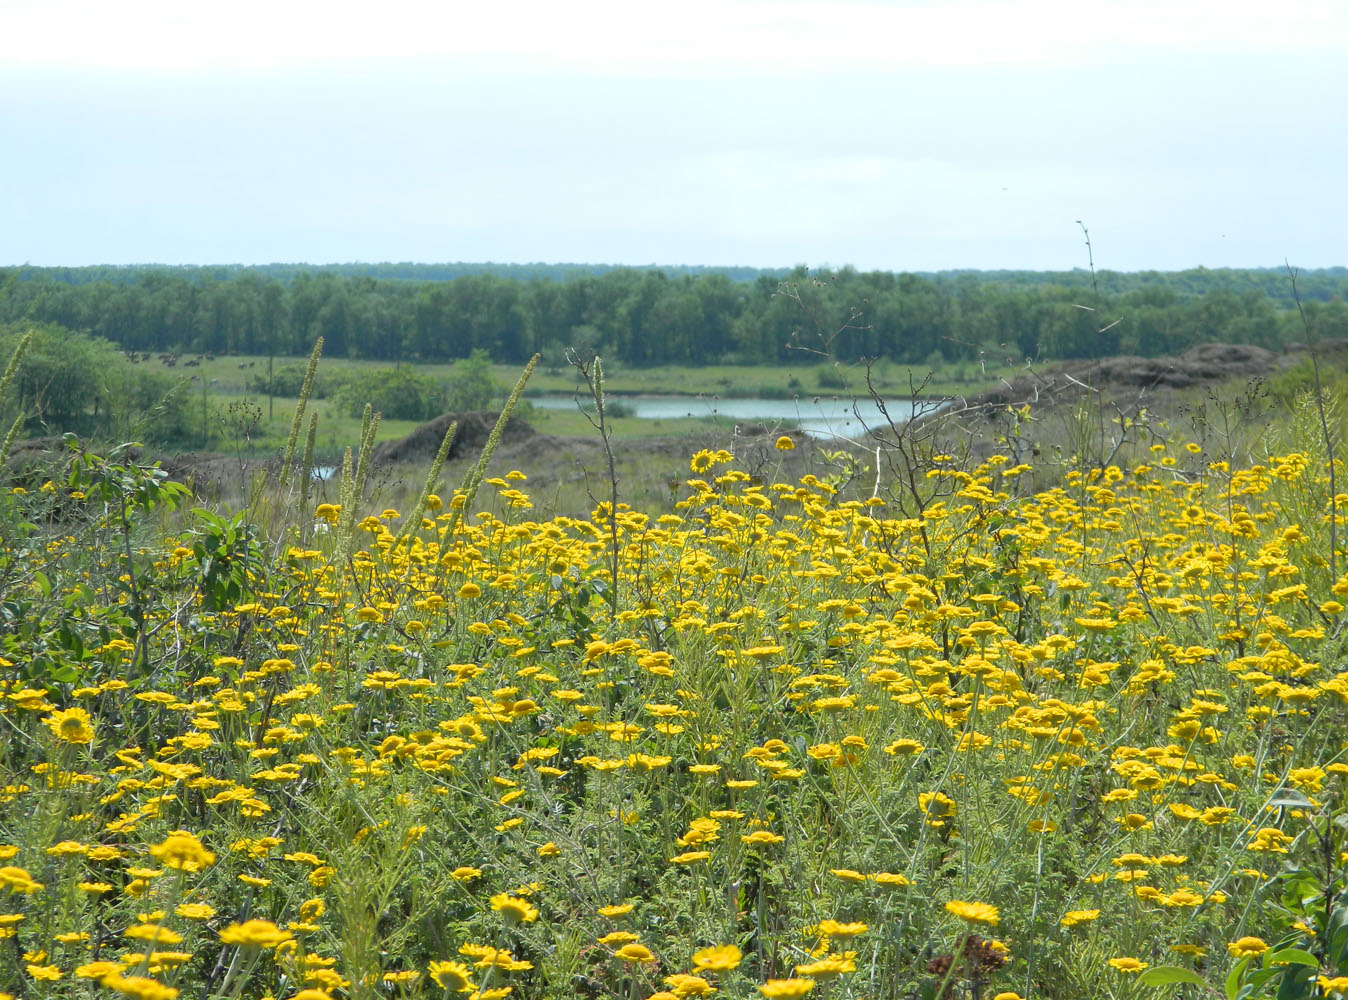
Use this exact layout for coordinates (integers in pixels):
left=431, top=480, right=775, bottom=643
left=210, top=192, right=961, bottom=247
left=2, top=0, right=1345, bottom=272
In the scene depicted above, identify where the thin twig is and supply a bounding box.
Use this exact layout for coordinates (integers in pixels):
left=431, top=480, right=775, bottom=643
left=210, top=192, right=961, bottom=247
left=1286, top=261, right=1338, bottom=581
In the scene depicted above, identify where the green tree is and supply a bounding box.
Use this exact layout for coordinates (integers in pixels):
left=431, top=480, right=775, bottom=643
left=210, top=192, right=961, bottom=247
left=445, top=350, right=502, bottom=411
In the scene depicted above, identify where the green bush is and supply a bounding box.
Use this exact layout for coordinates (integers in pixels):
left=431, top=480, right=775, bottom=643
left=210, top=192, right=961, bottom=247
left=1265, top=346, right=1348, bottom=407
left=815, top=365, right=848, bottom=390
left=444, top=350, right=502, bottom=412
left=332, top=367, right=445, bottom=422
left=109, top=367, right=196, bottom=445
left=246, top=363, right=334, bottom=399
left=0, top=323, right=195, bottom=445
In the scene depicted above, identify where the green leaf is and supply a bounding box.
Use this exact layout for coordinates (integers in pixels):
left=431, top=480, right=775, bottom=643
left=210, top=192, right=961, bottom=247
left=1266, top=948, right=1318, bottom=967
left=1275, top=964, right=1317, bottom=1000
left=1139, top=966, right=1208, bottom=987
left=1335, top=928, right=1348, bottom=970
left=1268, top=791, right=1314, bottom=809
left=1249, top=967, right=1281, bottom=992
left=1226, top=956, right=1250, bottom=1000
left=49, top=664, right=79, bottom=684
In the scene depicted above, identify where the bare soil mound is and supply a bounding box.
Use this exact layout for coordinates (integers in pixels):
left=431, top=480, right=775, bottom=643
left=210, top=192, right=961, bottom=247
left=370, top=411, right=537, bottom=465
left=951, top=343, right=1282, bottom=417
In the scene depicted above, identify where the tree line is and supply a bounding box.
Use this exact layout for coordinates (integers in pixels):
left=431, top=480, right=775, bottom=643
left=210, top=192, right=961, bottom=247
left=2, top=264, right=1345, bottom=368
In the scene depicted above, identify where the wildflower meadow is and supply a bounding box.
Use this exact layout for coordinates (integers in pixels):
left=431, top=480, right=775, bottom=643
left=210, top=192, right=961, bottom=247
left=2, top=347, right=1347, bottom=1000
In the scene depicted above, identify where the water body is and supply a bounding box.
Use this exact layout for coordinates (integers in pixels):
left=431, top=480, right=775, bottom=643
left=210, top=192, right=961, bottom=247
left=529, top=394, right=943, bottom=440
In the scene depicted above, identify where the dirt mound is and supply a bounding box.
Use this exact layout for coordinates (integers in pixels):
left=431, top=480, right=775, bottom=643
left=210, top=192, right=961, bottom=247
left=370, top=410, right=537, bottom=465
left=1081, top=343, right=1278, bottom=388
left=951, top=343, right=1283, bottom=417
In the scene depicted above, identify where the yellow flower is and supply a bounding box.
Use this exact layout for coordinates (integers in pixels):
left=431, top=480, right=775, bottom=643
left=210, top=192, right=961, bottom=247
left=873, top=872, right=910, bottom=888
left=670, top=851, right=711, bottom=864
left=741, top=830, right=785, bottom=846
left=149, top=832, right=216, bottom=872
left=100, top=973, right=180, bottom=999
left=1060, top=909, right=1100, bottom=926
left=811, top=919, right=868, bottom=938
left=920, top=792, right=957, bottom=822
left=614, top=942, right=655, bottom=962
left=0, top=866, right=43, bottom=893
left=489, top=893, right=539, bottom=925
left=775, top=436, right=795, bottom=451
left=43, top=707, right=95, bottom=744
left=691, top=944, right=742, bottom=972
left=758, top=979, right=816, bottom=999
left=461, top=943, right=533, bottom=972
left=795, top=953, right=856, bottom=978
left=690, top=450, right=718, bottom=474
left=884, top=739, right=925, bottom=757
left=428, top=960, right=476, bottom=992
left=218, top=919, right=292, bottom=950
left=1108, top=957, right=1148, bottom=973
left=1228, top=936, right=1270, bottom=958
left=124, top=924, right=183, bottom=945
left=945, top=900, right=999, bottom=926
left=664, top=973, right=714, bottom=995
left=75, top=961, right=123, bottom=980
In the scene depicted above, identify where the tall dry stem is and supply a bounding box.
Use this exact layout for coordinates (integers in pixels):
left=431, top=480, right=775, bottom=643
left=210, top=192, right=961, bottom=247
left=0, top=331, right=33, bottom=470
left=1286, top=262, right=1339, bottom=581
left=440, top=354, right=539, bottom=544
left=278, top=337, right=324, bottom=494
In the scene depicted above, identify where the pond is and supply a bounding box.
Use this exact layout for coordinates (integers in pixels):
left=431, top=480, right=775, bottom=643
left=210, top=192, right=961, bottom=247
left=528, top=393, right=944, bottom=440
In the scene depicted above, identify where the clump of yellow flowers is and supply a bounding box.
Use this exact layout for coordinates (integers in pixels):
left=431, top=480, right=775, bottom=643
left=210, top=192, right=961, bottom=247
left=0, top=440, right=1344, bottom=999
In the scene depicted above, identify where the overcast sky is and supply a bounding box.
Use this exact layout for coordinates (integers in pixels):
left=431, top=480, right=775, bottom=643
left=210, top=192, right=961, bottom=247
left=2, top=0, right=1344, bottom=271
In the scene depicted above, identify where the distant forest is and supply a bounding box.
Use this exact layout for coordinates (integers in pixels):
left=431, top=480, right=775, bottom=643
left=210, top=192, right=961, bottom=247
left=2, top=262, right=1345, bottom=366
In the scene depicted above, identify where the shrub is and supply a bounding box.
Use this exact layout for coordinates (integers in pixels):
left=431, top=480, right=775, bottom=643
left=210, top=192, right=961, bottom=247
left=247, top=363, right=334, bottom=400
left=0, top=323, right=195, bottom=445
left=444, top=350, right=502, bottom=412
left=815, top=365, right=848, bottom=390
left=332, top=367, right=445, bottom=422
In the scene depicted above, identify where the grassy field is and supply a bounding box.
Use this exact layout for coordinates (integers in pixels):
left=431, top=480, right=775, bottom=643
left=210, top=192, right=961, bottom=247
left=185, top=387, right=741, bottom=465
left=139, top=352, right=1013, bottom=401
left=132, top=351, right=1022, bottom=462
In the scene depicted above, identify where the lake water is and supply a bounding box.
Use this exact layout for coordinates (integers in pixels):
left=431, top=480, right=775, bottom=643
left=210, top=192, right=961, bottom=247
left=529, top=394, right=943, bottom=440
